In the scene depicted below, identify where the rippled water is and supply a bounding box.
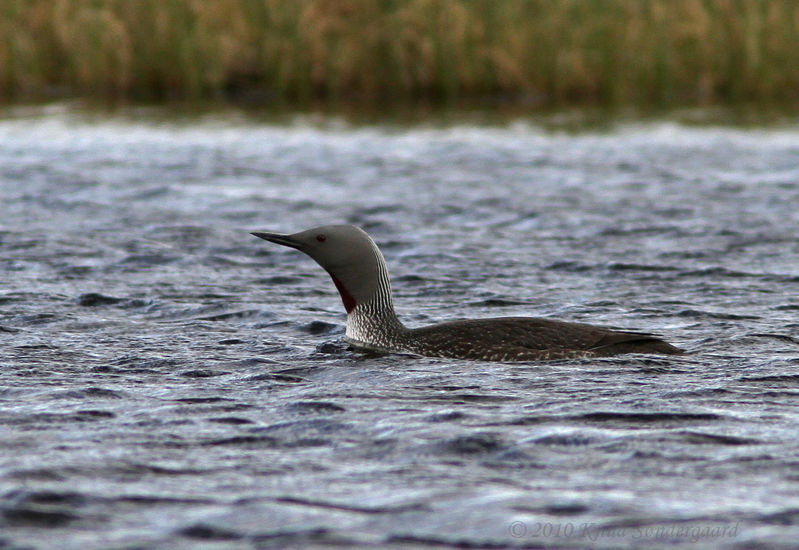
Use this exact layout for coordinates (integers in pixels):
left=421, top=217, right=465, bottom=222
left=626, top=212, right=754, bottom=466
left=2, top=106, right=799, bottom=548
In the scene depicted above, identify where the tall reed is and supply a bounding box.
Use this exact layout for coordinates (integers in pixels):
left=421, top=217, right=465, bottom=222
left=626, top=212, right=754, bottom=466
left=1, top=0, right=797, bottom=105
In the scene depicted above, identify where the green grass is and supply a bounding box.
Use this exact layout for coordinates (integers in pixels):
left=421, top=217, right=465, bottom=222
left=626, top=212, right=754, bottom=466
left=1, top=0, right=798, bottom=106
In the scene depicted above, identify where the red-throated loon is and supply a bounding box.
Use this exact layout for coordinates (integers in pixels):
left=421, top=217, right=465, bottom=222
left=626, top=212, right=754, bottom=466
left=251, top=225, right=683, bottom=361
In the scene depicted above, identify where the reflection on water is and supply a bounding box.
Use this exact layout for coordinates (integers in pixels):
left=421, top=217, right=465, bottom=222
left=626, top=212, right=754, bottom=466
left=1, top=105, right=799, bottom=548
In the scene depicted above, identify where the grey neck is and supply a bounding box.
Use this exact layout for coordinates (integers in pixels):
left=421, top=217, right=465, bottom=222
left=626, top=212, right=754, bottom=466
left=344, top=255, right=408, bottom=348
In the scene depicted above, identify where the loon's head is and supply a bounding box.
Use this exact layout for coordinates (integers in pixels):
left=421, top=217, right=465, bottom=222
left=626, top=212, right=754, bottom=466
left=252, top=224, right=390, bottom=313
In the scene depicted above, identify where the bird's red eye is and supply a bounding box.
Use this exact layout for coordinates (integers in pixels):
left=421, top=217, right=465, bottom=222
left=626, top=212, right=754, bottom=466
left=316, top=234, right=326, bottom=242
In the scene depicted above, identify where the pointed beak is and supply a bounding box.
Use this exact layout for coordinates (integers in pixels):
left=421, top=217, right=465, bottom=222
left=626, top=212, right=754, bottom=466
left=251, top=231, right=303, bottom=250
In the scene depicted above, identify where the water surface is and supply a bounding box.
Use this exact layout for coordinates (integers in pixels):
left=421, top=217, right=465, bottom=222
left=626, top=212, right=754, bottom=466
left=2, top=107, right=799, bottom=548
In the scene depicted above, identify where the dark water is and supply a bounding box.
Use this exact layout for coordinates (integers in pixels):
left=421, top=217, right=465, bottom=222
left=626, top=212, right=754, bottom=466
left=2, top=106, right=799, bottom=549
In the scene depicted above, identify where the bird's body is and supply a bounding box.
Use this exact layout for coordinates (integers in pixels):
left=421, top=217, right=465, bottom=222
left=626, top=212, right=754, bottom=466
left=252, top=225, right=683, bottom=361
left=381, top=317, right=680, bottom=361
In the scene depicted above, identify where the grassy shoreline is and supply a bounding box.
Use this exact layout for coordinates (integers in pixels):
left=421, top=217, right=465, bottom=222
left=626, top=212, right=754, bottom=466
left=2, top=0, right=798, bottom=107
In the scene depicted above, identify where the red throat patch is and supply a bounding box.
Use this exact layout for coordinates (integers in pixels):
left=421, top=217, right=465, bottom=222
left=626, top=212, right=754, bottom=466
left=329, top=273, right=357, bottom=313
